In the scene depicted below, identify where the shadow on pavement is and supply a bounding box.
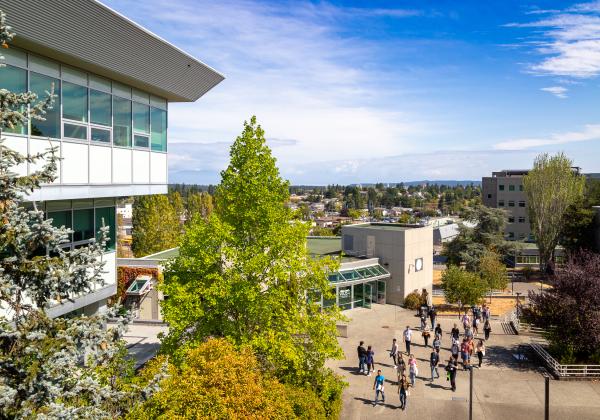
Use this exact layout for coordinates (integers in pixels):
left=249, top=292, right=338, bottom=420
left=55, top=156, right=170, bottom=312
left=354, top=397, right=401, bottom=410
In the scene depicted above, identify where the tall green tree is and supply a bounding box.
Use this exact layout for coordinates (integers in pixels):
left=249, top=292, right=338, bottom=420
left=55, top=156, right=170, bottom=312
left=523, top=153, right=585, bottom=271
left=168, top=190, right=185, bottom=222
left=185, top=191, right=213, bottom=224
left=441, top=266, right=488, bottom=315
left=160, top=117, right=345, bottom=415
left=443, top=205, right=517, bottom=270
left=132, top=195, right=180, bottom=257
left=0, top=11, right=161, bottom=417
left=479, top=250, right=508, bottom=302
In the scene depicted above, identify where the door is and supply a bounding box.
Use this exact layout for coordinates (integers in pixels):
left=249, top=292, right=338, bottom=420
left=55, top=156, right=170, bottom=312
left=364, top=283, right=372, bottom=309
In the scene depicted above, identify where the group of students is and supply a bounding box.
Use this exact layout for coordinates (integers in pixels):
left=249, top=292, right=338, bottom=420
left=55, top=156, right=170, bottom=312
left=359, top=305, right=493, bottom=410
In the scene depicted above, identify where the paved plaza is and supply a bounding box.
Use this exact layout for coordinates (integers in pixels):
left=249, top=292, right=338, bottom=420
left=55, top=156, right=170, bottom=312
left=327, top=304, right=600, bottom=419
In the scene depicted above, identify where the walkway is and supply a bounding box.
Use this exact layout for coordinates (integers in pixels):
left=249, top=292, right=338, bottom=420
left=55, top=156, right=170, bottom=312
left=327, top=304, right=600, bottom=419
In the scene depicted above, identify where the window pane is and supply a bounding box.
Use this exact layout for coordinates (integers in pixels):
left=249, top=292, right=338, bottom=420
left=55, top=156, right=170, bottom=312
left=30, top=72, right=60, bottom=138
left=95, top=206, right=115, bottom=250
left=63, top=81, right=88, bottom=122
left=151, top=107, right=167, bottom=152
left=134, top=135, right=149, bottom=148
left=91, top=127, right=110, bottom=143
left=73, top=209, right=94, bottom=242
left=64, top=123, right=87, bottom=140
left=113, top=97, right=131, bottom=147
left=0, top=64, right=27, bottom=134
left=90, top=89, right=111, bottom=126
left=133, top=102, right=150, bottom=133
left=48, top=210, right=72, bottom=244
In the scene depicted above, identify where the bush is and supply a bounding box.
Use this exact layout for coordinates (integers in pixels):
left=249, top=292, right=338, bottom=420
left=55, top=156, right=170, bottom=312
left=404, top=291, right=422, bottom=310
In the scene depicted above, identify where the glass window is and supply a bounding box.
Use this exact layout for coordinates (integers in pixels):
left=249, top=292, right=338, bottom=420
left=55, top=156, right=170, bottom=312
left=133, top=102, right=150, bottom=133
left=90, top=89, right=111, bottom=126
left=95, top=206, right=115, bottom=250
left=338, top=286, right=352, bottom=310
left=353, top=283, right=364, bottom=308
left=64, top=123, right=87, bottom=140
left=487, top=194, right=492, bottom=199
left=498, top=200, right=504, bottom=207
left=91, top=127, right=110, bottom=143
left=151, top=107, right=167, bottom=152
left=63, top=81, right=88, bottom=122
left=113, top=97, right=132, bottom=147
left=499, top=184, right=505, bottom=191
left=73, top=209, right=94, bottom=242
left=518, top=217, right=526, bottom=223
left=30, top=72, right=61, bottom=138
left=134, top=134, right=149, bottom=148
left=508, top=232, right=515, bottom=239
left=508, top=216, right=514, bottom=223
left=48, top=210, right=72, bottom=242
left=89, top=75, right=111, bottom=92
left=0, top=64, right=27, bottom=134
left=2, top=47, right=27, bottom=67
left=29, top=55, right=60, bottom=77
left=519, top=185, right=524, bottom=191
left=323, top=287, right=336, bottom=308
left=508, top=201, right=515, bottom=207
left=509, top=185, right=515, bottom=191
left=62, top=66, right=87, bottom=85
left=519, top=201, right=526, bottom=207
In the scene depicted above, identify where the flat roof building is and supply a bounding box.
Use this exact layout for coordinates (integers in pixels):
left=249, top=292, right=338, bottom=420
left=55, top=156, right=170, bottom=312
left=0, top=0, right=223, bottom=317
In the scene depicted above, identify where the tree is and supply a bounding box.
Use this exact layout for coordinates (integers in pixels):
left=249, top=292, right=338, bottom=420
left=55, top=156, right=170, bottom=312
left=131, top=195, right=180, bottom=257
left=441, top=266, right=487, bottom=315
left=443, top=205, right=518, bottom=270
left=160, top=117, right=345, bottom=415
left=186, top=191, right=213, bottom=223
left=560, top=201, right=596, bottom=253
left=523, top=153, right=585, bottom=272
left=0, top=11, right=161, bottom=417
left=168, top=190, right=185, bottom=222
left=129, top=338, right=327, bottom=419
left=527, top=251, right=600, bottom=363
left=479, top=250, right=508, bottom=302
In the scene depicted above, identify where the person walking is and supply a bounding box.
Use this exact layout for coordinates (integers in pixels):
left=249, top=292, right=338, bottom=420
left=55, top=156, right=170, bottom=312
left=373, top=369, right=385, bottom=405
left=403, top=326, right=412, bottom=355
left=460, top=338, right=470, bottom=370
left=435, top=323, right=443, bottom=342
left=398, top=373, right=409, bottom=410
left=430, top=349, right=440, bottom=381
left=420, top=311, right=427, bottom=330
left=462, top=313, right=470, bottom=332
left=433, top=335, right=441, bottom=353
left=357, top=341, right=367, bottom=374
left=366, top=346, right=375, bottom=376
left=451, top=338, right=459, bottom=363
left=473, top=316, right=480, bottom=337
left=484, top=319, right=492, bottom=341
left=422, top=327, right=431, bottom=348
left=451, top=323, right=460, bottom=342
left=408, top=354, right=418, bottom=387
left=429, top=306, right=437, bottom=329
left=397, top=353, right=406, bottom=380
left=476, top=339, right=486, bottom=368
left=446, top=357, right=457, bottom=392
left=482, top=304, right=489, bottom=322
left=390, top=338, right=399, bottom=367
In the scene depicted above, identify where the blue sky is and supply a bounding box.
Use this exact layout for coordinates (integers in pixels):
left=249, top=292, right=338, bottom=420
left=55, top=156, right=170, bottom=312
left=104, top=0, right=600, bottom=184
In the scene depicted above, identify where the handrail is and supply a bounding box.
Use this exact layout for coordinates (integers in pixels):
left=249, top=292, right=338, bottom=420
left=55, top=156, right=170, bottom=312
left=530, top=343, right=600, bottom=378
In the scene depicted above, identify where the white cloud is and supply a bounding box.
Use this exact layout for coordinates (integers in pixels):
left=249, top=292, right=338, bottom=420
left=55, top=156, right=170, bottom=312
left=494, top=124, right=600, bottom=150
left=540, top=86, right=568, bottom=98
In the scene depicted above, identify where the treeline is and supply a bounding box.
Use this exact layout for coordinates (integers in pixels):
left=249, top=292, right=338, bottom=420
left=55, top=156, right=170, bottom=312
left=131, top=190, right=213, bottom=257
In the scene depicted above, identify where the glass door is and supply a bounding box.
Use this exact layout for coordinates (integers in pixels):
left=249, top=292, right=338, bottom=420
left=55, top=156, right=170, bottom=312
left=377, top=280, right=386, bottom=304
left=364, top=283, right=372, bottom=309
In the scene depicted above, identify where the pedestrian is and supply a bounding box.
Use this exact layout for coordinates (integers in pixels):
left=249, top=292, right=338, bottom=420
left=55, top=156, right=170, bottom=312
left=398, top=373, right=409, bottom=410
left=390, top=338, right=399, bottom=366
left=446, top=358, right=457, bottom=392
left=484, top=305, right=491, bottom=322
left=482, top=304, right=489, bottom=322
left=429, top=306, right=437, bottom=329
left=357, top=341, right=367, bottom=374
left=451, top=323, right=460, bottom=341
left=373, top=369, right=385, bottom=405
left=366, top=346, right=375, bottom=376
left=430, top=348, right=440, bottom=381
left=435, top=323, right=443, bottom=342
left=460, top=338, right=470, bottom=370
left=451, top=338, right=459, bottom=362
left=473, top=316, right=480, bottom=337
left=397, top=353, right=406, bottom=379
left=408, top=354, right=418, bottom=387
left=484, top=319, right=492, bottom=341
left=433, top=335, right=441, bottom=352
left=403, top=325, right=412, bottom=355
left=462, top=313, right=470, bottom=332
left=465, top=326, right=473, bottom=340
left=422, top=327, right=431, bottom=348
left=476, top=339, right=486, bottom=368
left=420, top=311, right=427, bottom=330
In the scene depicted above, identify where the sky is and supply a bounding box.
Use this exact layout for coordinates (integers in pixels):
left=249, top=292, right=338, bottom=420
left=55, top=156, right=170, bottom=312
left=103, top=0, right=600, bottom=184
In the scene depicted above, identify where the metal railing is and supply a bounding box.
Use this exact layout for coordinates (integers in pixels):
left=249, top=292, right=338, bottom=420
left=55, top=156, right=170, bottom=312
left=529, top=343, right=600, bottom=379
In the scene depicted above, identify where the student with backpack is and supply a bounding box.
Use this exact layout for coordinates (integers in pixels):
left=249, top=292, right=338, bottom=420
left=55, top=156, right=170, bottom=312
left=446, top=358, right=457, bottom=392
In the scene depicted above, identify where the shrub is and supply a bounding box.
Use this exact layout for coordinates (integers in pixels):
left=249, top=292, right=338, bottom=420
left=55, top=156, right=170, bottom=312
left=404, top=291, right=422, bottom=310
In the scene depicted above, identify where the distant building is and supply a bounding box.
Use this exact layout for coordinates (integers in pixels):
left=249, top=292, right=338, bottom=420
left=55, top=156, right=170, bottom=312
left=482, top=170, right=532, bottom=241
left=341, top=223, right=433, bottom=305
left=433, top=223, right=459, bottom=246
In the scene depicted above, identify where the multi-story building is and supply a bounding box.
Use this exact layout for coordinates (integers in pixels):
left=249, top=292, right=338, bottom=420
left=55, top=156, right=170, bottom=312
left=0, top=0, right=223, bottom=317
left=482, top=170, right=531, bottom=241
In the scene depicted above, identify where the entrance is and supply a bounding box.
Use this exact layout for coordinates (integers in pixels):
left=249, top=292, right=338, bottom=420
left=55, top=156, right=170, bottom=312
left=364, top=283, right=372, bottom=309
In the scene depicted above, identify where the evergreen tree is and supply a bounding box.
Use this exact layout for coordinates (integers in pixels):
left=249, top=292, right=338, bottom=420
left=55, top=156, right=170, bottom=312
left=131, top=195, right=180, bottom=257
left=0, top=11, right=162, bottom=417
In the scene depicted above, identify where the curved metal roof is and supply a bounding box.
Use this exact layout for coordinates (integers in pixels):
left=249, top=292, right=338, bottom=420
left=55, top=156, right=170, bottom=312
left=1, top=0, right=224, bottom=102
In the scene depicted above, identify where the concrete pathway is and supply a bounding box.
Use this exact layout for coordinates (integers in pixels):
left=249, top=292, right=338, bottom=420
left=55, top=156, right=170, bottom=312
left=327, top=304, right=600, bottom=419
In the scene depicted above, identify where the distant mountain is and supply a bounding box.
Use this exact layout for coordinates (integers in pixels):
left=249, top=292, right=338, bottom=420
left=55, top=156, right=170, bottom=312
left=349, top=180, right=482, bottom=187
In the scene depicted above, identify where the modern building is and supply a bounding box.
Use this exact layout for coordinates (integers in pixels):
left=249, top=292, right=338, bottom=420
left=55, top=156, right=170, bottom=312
left=341, top=223, right=433, bottom=305
left=482, top=170, right=532, bottom=241
left=0, top=0, right=223, bottom=317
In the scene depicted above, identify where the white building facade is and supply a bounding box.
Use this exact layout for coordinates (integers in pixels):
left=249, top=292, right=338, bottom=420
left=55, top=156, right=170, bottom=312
left=0, top=0, right=223, bottom=317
